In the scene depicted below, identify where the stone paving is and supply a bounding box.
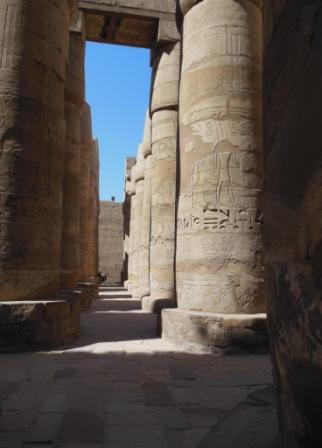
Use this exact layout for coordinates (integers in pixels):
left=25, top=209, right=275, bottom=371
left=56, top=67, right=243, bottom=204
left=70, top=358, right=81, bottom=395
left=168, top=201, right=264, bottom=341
left=0, top=287, right=273, bottom=448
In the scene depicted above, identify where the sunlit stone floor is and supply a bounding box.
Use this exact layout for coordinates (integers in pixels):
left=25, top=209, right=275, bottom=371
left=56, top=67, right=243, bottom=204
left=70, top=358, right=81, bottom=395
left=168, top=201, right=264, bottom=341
left=0, top=287, right=274, bottom=447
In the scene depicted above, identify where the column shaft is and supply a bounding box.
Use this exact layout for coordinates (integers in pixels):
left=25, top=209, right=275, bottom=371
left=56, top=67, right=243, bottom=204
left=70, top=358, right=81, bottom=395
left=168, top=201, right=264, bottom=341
left=145, top=41, right=180, bottom=313
left=0, top=0, right=71, bottom=300
left=163, top=0, right=266, bottom=350
left=60, top=23, right=85, bottom=290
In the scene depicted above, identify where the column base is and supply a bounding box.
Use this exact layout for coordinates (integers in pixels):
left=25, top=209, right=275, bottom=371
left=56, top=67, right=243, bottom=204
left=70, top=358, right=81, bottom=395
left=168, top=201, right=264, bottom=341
left=76, top=281, right=99, bottom=311
left=162, top=309, right=268, bottom=353
left=0, top=293, right=82, bottom=353
left=142, top=297, right=176, bottom=336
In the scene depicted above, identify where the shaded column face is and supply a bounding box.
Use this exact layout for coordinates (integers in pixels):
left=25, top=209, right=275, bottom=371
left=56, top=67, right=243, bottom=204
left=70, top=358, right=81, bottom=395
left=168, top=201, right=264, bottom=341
left=79, top=103, right=92, bottom=281
left=60, top=30, right=85, bottom=290
left=264, top=3, right=322, bottom=446
left=0, top=0, right=70, bottom=300
left=127, top=166, right=137, bottom=290
left=132, top=178, right=144, bottom=296
left=84, top=138, right=100, bottom=282
left=139, top=154, right=152, bottom=298
left=150, top=110, right=177, bottom=300
left=177, top=0, right=264, bottom=314
left=125, top=180, right=135, bottom=289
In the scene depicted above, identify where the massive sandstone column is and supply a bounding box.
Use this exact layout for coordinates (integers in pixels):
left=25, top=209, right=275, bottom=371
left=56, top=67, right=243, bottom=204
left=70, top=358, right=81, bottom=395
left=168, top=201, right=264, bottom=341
left=138, top=113, right=152, bottom=299
left=163, top=0, right=266, bottom=350
left=125, top=172, right=136, bottom=290
left=88, top=138, right=99, bottom=284
left=131, top=146, right=145, bottom=300
left=123, top=157, right=136, bottom=287
left=0, top=0, right=75, bottom=300
left=80, top=103, right=92, bottom=282
left=127, top=164, right=137, bottom=292
left=264, top=2, right=322, bottom=446
left=60, top=16, right=85, bottom=290
left=143, top=42, right=180, bottom=313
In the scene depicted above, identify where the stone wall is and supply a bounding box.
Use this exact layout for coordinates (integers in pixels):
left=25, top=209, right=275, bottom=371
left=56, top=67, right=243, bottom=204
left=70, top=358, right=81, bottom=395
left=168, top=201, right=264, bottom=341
left=99, top=201, right=124, bottom=284
left=264, top=2, right=322, bottom=447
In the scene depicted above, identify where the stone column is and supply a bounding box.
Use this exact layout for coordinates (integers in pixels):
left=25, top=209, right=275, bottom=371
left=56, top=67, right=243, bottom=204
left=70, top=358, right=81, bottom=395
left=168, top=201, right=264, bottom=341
left=80, top=103, right=92, bottom=282
left=142, top=42, right=181, bottom=313
left=127, top=165, right=137, bottom=292
left=138, top=112, right=152, bottom=299
left=0, top=0, right=74, bottom=300
left=60, top=16, right=85, bottom=290
left=163, top=0, right=267, bottom=351
left=123, top=157, right=136, bottom=287
left=131, top=146, right=145, bottom=299
left=264, top=2, right=322, bottom=446
left=125, top=175, right=136, bottom=290
left=88, top=138, right=99, bottom=284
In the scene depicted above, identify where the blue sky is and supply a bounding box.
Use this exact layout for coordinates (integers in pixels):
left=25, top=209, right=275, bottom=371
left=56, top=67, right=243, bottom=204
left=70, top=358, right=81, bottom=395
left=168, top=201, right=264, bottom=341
left=85, top=42, right=152, bottom=202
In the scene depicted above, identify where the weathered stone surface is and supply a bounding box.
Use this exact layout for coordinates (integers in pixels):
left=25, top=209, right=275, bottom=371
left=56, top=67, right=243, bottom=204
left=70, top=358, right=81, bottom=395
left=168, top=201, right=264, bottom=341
left=99, top=201, right=124, bottom=284
left=138, top=155, right=152, bottom=298
left=123, top=157, right=136, bottom=284
left=79, top=103, right=99, bottom=296
left=199, top=386, right=278, bottom=448
left=0, top=0, right=71, bottom=300
left=264, top=2, right=322, bottom=447
left=176, top=0, right=265, bottom=317
left=0, top=296, right=81, bottom=352
left=88, top=138, right=100, bottom=281
left=149, top=110, right=177, bottom=305
left=80, top=0, right=178, bottom=47
left=127, top=165, right=137, bottom=292
left=61, top=23, right=85, bottom=290
left=131, top=145, right=145, bottom=299
left=162, top=308, right=268, bottom=353
left=151, top=42, right=181, bottom=113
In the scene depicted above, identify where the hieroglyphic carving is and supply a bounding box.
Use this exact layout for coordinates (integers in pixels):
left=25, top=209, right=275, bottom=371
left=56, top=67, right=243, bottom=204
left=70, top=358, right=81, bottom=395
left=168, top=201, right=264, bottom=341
left=176, top=0, right=263, bottom=314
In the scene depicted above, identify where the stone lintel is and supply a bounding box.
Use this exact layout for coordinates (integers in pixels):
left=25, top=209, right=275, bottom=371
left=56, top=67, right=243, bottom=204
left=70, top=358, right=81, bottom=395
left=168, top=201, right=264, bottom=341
left=79, top=0, right=178, bottom=47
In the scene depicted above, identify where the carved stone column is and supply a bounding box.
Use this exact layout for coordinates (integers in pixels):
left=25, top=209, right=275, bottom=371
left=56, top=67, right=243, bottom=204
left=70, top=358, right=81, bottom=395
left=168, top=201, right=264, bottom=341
left=163, top=0, right=267, bottom=351
left=125, top=175, right=136, bottom=290
left=0, top=0, right=73, bottom=300
left=138, top=113, right=152, bottom=299
left=127, top=165, right=137, bottom=292
left=60, top=16, right=85, bottom=290
left=143, top=42, right=180, bottom=314
left=88, top=138, right=99, bottom=284
left=131, top=146, right=145, bottom=299
left=80, top=103, right=92, bottom=282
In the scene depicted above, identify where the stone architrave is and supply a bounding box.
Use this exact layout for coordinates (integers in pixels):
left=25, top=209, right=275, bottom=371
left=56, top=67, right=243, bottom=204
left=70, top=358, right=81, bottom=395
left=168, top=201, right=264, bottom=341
left=163, top=0, right=267, bottom=350
left=60, top=18, right=85, bottom=290
left=131, top=145, right=145, bottom=299
left=79, top=103, right=92, bottom=282
left=0, top=0, right=74, bottom=300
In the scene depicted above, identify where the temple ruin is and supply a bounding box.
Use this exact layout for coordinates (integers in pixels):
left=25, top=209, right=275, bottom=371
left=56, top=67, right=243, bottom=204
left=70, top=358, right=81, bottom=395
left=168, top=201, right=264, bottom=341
left=0, top=1, right=321, bottom=446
